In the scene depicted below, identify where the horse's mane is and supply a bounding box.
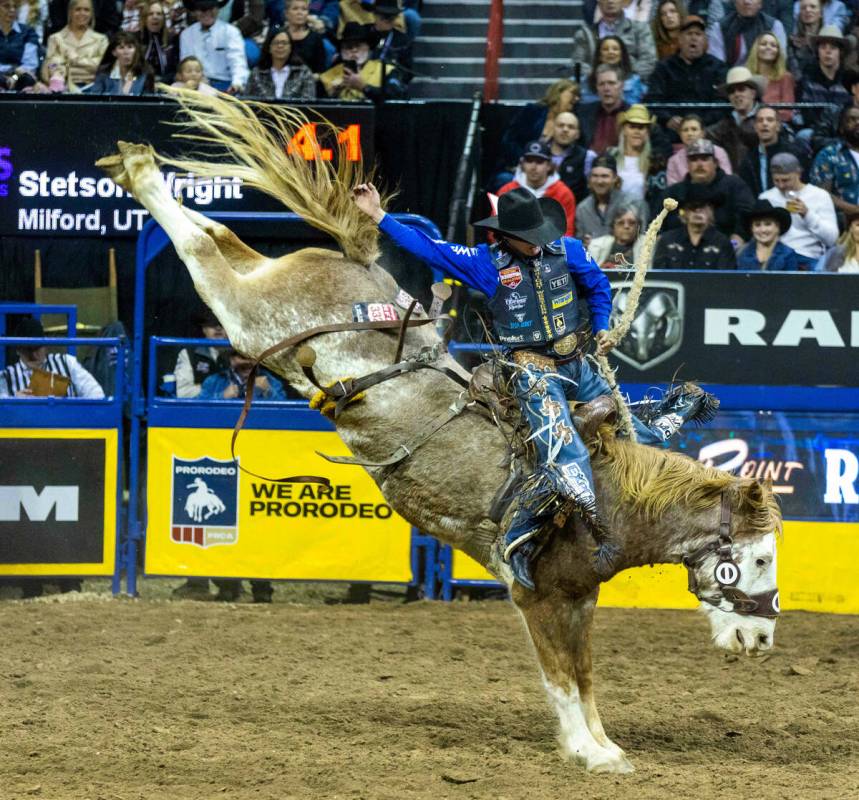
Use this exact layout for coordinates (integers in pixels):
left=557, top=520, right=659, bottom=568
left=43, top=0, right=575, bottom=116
left=154, top=85, right=388, bottom=266
left=593, top=431, right=782, bottom=538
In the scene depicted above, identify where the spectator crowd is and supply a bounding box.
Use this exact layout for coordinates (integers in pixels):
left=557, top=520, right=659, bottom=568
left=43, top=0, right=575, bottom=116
left=0, top=0, right=419, bottom=99
left=495, top=0, right=859, bottom=271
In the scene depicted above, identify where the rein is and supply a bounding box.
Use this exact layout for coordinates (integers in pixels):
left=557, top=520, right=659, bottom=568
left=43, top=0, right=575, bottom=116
left=682, top=493, right=780, bottom=619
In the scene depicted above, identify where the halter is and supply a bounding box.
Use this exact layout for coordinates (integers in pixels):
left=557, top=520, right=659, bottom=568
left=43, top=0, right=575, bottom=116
left=682, top=493, right=780, bottom=619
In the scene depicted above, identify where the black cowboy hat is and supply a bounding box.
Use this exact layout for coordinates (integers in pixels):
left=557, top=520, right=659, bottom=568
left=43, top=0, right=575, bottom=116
left=748, top=199, right=792, bottom=235
left=680, top=182, right=723, bottom=209
left=339, top=22, right=374, bottom=46
left=13, top=317, right=44, bottom=338
left=370, top=0, right=401, bottom=15
left=474, top=188, right=567, bottom=246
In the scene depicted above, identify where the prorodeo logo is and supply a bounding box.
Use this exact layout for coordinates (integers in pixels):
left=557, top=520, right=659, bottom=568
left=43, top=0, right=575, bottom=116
left=171, top=456, right=239, bottom=548
left=610, top=281, right=684, bottom=371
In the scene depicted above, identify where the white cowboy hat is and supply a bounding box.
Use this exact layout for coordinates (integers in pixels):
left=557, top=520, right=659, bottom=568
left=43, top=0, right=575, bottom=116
left=811, top=25, right=855, bottom=52
left=717, top=66, right=767, bottom=98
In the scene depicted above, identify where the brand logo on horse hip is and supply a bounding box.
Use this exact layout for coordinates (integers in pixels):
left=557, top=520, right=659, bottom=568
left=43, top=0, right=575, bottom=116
left=609, top=281, right=684, bottom=370
left=171, top=456, right=239, bottom=547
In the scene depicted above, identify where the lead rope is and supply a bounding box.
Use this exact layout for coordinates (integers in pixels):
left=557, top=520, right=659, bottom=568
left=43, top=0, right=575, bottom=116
left=594, top=197, right=678, bottom=442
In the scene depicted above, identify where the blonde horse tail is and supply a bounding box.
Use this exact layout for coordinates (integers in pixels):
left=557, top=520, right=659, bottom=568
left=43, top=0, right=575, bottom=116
left=595, top=197, right=678, bottom=441
left=155, top=85, right=387, bottom=266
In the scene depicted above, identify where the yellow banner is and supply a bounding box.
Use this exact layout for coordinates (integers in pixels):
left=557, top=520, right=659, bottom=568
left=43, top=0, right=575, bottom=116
left=0, top=428, right=117, bottom=576
left=145, top=427, right=412, bottom=581
left=452, top=521, right=859, bottom=614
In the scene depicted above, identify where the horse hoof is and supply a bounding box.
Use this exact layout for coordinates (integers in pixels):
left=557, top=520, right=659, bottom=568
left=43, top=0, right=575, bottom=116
left=586, top=752, right=635, bottom=775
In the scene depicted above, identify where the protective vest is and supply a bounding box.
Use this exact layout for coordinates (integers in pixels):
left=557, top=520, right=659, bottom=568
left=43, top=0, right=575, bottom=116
left=486, top=241, right=580, bottom=350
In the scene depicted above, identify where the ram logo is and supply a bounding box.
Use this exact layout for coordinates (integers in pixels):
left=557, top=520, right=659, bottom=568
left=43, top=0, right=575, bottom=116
left=0, top=486, right=79, bottom=522
left=609, top=281, right=684, bottom=370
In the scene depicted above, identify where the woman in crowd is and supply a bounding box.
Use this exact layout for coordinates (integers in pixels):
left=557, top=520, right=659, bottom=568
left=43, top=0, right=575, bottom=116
left=586, top=204, right=646, bottom=269
left=736, top=200, right=799, bottom=270
left=170, top=54, right=217, bottom=93
left=42, top=0, right=108, bottom=89
left=666, top=114, right=732, bottom=184
left=606, top=104, right=656, bottom=202
left=86, top=29, right=153, bottom=93
left=651, top=0, right=686, bottom=60
left=284, top=0, right=327, bottom=75
left=245, top=25, right=316, bottom=100
left=818, top=211, right=859, bottom=271
left=1, top=0, right=39, bottom=89
left=746, top=32, right=795, bottom=122
left=16, top=0, right=48, bottom=42
left=789, top=0, right=824, bottom=74
left=493, top=78, right=579, bottom=190
left=582, top=36, right=646, bottom=104
left=138, top=0, right=177, bottom=82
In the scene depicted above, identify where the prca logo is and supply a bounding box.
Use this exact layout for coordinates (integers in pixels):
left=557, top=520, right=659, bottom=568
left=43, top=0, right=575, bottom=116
left=171, top=456, right=239, bottom=547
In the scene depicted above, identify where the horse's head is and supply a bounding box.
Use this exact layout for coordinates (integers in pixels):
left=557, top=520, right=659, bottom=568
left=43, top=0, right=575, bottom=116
left=684, top=482, right=781, bottom=656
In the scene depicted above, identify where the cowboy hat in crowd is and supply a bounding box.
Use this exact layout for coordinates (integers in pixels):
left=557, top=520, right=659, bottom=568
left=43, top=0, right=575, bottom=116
left=718, top=66, right=767, bottom=98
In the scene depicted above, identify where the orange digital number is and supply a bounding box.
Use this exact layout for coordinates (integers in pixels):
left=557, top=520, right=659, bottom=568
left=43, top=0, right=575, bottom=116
left=286, top=122, right=362, bottom=162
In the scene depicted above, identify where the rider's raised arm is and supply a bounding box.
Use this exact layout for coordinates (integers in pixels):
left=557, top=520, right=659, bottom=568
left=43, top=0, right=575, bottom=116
left=377, top=214, right=498, bottom=297
left=562, top=237, right=612, bottom=334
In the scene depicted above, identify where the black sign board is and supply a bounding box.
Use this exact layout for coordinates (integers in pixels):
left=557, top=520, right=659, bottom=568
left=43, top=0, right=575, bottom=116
left=0, top=438, right=105, bottom=563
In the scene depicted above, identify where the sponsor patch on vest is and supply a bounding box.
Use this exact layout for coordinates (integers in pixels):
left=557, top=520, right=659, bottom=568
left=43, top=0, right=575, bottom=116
left=549, top=274, right=569, bottom=291
left=551, top=291, right=574, bottom=309
left=553, top=313, right=566, bottom=334
left=499, top=265, right=523, bottom=289
left=352, top=302, right=400, bottom=323
left=505, top=292, right=527, bottom=311
left=510, top=319, right=533, bottom=329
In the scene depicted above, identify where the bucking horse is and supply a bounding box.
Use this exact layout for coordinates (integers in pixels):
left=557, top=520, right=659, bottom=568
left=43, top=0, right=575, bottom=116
left=97, top=89, right=782, bottom=775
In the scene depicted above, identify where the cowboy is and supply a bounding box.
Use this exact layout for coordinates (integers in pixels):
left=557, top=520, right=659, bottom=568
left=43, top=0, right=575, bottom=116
left=707, top=65, right=765, bottom=169
left=352, top=184, right=714, bottom=590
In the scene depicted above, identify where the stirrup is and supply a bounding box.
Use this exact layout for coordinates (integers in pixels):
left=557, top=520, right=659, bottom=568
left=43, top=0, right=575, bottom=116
left=503, top=527, right=541, bottom=562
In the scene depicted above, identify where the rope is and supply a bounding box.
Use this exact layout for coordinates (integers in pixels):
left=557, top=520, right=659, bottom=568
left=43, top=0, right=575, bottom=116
left=595, top=197, right=678, bottom=441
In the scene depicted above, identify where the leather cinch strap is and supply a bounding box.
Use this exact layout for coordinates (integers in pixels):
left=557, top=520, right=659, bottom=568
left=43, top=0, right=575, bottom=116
left=231, top=316, right=440, bottom=485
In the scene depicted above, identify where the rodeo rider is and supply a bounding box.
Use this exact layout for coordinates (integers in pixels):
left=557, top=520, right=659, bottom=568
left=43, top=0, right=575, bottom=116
left=352, top=185, right=710, bottom=590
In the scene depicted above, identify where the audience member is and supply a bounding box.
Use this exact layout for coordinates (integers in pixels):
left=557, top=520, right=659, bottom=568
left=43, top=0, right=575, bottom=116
left=575, top=153, right=648, bottom=244
left=736, top=199, right=799, bottom=268
left=816, top=209, right=859, bottom=270
left=0, top=317, right=105, bottom=398
left=121, top=0, right=143, bottom=32
left=667, top=113, right=733, bottom=183
left=707, top=65, right=763, bottom=168
left=337, top=0, right=406, bottom=37
left=86, top=30, right=154, bottom=93
left=606, top=104, right=664, bottom=209
left=495, top=78, right=579, bottom=188
left=199, top=347, right=287, bottom=400
left=765, top=151, right=838, bottom=268
left=548, top=111, right=597, bottom=203
left=0, top=0, right=38, bottom=89
left=645, top=15, right=728, bottom=130
left=587, top=204, right=646, bottom=268
left=16, top=0, right=48, bottom=42
left=497, top=141, right=577, bottom=236
left=179, top=0, right=248, bottom=92
left=652, top=185, right=737, bottom=268
left=793, top=0, right=850, bottom=33
left=138, top=1, right=178, bottom=82
left=745, top=31, right=794, bottom=121
left=810, top=105, right=859, bottom=220
left=285, top=0, right=328, bottom=74
left=576, top=64, right=630, bottom=153
left=789, top=0, right=824, bottom=74
left=652, top=0, right=686, bottom=60
left=174, top=309, right=226, bottom=398
left=42, top=0, right=109, bottom=89
left=796, top=25, right=851, bottom=112
left=738, top=105, right=808, bottom=194
left=812, top=68, right=859, bottom=150
left=708, top=0, right=787, bottom=67
left=571, top=0, right=658, bottom=83
left=46, top=0, right=119, bottom=38
left=666, top=138, right=755, bottom=245
left=581, top=35, right=647, bottom=104
left=245, top=25, right=316, bottom=98
left=165, top=0, right=190, bottom=38
left=369, top=0, right=413, bottom=79
left=320, top=20, right=405, bottom=100
left=171, top=53, right=217, bottom=91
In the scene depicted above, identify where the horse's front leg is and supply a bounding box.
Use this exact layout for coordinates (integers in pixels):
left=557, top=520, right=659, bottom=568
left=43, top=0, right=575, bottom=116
left=512, top=587, right=634, bottom=774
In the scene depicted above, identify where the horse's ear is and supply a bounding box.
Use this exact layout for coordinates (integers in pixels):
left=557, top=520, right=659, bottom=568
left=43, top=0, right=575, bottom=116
left=743, top=479, right=765, bottom=506
left=761, top=478, right=773, bottom=496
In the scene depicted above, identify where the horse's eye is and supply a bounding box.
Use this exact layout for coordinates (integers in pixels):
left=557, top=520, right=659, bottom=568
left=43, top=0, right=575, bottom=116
left=755, top=558, right=767, bottom=568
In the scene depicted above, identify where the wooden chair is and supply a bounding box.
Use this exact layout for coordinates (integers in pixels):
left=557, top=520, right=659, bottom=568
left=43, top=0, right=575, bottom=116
left=34, top=248, right=119, bottom=334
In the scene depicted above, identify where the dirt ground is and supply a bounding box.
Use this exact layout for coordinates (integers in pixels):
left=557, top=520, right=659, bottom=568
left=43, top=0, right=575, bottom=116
left=0, top=582, right=857, bottom=800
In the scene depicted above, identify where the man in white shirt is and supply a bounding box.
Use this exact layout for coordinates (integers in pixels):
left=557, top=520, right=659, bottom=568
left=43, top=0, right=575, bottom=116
left=760, top=152, right=838, bottom=270
left=179, top=0, right=248, bottom=93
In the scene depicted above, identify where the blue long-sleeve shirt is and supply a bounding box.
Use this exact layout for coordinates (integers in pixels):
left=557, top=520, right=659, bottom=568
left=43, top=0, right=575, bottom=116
left=378, top=214, right=612, bottom=332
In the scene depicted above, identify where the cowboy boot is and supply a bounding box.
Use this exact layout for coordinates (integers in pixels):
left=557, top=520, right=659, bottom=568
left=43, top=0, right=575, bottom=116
left=640, top=382, right=720, bottom=441
left=501, top=504, right=544, bottom=591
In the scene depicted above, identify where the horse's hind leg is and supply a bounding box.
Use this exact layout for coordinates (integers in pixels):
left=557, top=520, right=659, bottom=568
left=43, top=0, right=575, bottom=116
left=512, top=587, right=634, bottom=774
left=179, top=207, right=268, bottom=275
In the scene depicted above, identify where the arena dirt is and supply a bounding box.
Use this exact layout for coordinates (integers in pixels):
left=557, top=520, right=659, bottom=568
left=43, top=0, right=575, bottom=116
left=1, top=586, right=857, bottom=800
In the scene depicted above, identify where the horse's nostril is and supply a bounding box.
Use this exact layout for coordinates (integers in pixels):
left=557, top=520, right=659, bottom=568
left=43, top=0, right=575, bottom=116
left=757, top=634, right=769, bottom=647
left=736, top=629, right=745, bottom=646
